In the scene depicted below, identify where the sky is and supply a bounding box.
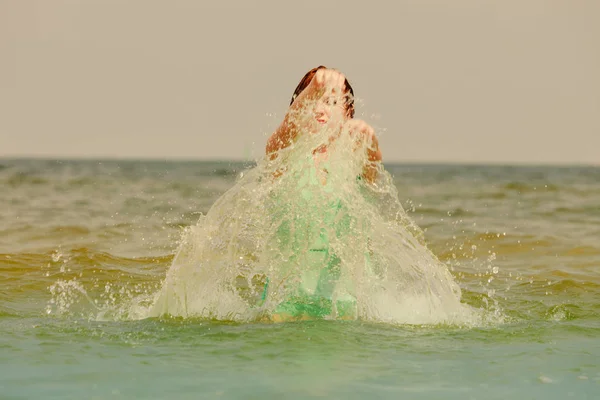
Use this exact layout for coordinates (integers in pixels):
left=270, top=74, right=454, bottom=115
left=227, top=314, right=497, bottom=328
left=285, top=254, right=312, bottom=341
left=1, top=0, right=599, bottom=164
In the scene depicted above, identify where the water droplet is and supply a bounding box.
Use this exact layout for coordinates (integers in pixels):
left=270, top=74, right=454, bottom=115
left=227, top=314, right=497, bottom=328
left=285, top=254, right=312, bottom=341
left=51, top=251, right=62, bottom=262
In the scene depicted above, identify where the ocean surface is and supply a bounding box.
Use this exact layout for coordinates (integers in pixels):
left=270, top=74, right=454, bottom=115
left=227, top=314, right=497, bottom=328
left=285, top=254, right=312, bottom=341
left=1, top=158, right=598, bottom=399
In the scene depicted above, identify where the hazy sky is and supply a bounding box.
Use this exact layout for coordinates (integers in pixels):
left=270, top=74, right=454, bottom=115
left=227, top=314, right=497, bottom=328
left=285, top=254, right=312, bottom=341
left=1, top=0, right=598, bottom=164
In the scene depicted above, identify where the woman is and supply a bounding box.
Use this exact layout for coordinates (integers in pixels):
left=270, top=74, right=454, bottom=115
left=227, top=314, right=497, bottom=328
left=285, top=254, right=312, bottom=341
left=266, top=66, right=382, bottom=183
left=262, top=67, right=383, bottom=321
left=150, top=67, right=467, bottom=324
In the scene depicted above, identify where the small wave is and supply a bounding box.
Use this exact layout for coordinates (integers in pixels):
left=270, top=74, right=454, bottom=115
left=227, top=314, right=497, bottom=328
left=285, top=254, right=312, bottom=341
left=503, top=182, right=560, bottom=193
left=66, top=177, right=97, bottom=187
left=548, top=278, right=600, bottom=293
left=50, top=225, right=91, bottom=235
left=552, top=206, right=600, bottom=216
left=5, top=172, right=48, bottom=187
left=474, top=191, right=508, bottom=200
left=410, top=206, right=472, bottom=217
left=562, top=245, right=600, bottom=256
left=511, top=276, right=600, bottom=300
left=30, top=248, right=171, bottom=319
left=435, top=232, right=560, bottom=261
left=545, top=303, right=579, bottom=321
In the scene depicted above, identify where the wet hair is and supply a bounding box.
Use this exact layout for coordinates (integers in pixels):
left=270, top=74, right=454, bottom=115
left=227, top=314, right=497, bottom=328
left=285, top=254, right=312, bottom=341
left=289, top=65, right=355, bottom=118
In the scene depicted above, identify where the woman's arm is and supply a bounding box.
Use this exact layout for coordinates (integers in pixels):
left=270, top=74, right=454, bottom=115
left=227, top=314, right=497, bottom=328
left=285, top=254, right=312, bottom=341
left=265, top=110, right=298, bottom=159
left=347, top=119, right=382, bottom=184
left=363, top=134, right=382, bottom=183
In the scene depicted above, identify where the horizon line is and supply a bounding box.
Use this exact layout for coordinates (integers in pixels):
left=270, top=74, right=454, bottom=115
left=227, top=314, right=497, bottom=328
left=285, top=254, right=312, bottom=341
left=0, top=154, right=596, bottom=169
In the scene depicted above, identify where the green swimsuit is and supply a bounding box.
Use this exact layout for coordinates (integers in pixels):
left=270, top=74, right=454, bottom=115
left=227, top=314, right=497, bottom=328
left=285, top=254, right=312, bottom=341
left=263, top=160, right=358, bottom=319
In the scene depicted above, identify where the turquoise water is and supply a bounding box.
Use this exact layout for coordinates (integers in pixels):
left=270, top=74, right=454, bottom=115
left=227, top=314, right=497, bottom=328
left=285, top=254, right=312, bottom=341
left=1, top=159, right=599, bottom=398
left=2, top=318, right=598, bottom=399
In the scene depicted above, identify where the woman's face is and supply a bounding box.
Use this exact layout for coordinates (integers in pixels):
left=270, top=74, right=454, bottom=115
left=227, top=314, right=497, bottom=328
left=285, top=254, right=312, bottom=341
left=313, top=92, right=349, bottom=130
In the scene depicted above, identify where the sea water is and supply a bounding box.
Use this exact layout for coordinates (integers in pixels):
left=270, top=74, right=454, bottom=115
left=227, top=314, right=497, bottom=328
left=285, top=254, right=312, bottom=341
left=1, top=156, right=598, bottom=398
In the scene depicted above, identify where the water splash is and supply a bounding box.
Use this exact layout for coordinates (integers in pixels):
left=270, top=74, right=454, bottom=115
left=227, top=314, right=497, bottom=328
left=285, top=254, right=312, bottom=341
left=143, top=125, right=480, bottom=325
